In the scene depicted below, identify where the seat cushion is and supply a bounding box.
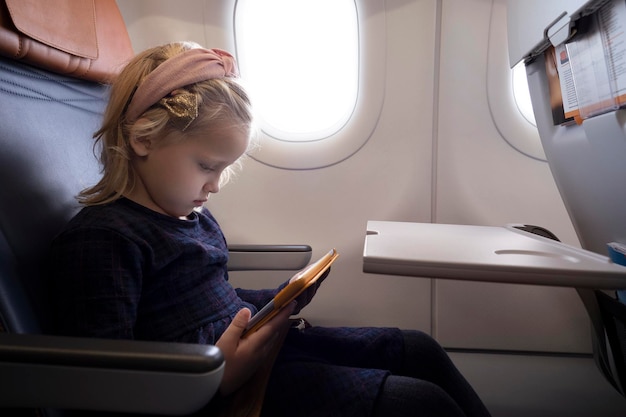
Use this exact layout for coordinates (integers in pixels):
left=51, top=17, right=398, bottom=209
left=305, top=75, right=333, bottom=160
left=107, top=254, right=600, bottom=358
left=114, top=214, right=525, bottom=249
left=0, top=56, right=107, bottom=333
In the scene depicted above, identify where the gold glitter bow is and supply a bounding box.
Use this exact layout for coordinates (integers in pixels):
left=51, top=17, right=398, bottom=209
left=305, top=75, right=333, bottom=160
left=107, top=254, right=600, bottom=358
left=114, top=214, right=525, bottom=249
left=159, top=90, right=199, bottom=131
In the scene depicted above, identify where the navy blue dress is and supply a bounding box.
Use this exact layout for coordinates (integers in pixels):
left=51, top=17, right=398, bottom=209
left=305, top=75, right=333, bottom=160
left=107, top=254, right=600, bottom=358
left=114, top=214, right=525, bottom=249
left=50, top=198, right=404, bottom=416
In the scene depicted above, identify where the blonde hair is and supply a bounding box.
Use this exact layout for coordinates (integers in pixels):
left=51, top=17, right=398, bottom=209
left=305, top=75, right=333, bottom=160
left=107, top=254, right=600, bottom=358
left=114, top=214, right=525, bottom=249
left=78, top=42, right=254, bottom=206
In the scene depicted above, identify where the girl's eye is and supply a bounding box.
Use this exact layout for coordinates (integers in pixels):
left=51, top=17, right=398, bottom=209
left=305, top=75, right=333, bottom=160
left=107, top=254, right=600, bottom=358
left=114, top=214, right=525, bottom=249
left=199, top=163, right=213, bottom=172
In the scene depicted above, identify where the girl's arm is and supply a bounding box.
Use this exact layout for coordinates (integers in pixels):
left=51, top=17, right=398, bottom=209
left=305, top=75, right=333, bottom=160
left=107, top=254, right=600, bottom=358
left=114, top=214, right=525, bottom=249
left=50, top=227, right=142, bottom=339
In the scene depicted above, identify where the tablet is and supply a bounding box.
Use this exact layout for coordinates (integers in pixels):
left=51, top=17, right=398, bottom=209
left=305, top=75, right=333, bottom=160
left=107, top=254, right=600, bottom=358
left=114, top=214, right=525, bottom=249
left=243, top=248, right=339, bottom=337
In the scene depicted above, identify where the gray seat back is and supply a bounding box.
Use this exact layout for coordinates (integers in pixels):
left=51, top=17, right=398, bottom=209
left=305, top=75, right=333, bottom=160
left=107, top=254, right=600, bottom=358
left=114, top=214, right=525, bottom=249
left=0, top=57, right=107, bottom=334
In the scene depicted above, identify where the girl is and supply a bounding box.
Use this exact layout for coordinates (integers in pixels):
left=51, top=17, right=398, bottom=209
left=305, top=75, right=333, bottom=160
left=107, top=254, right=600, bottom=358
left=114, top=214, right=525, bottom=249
left=50, top=42, right=491, bottom=417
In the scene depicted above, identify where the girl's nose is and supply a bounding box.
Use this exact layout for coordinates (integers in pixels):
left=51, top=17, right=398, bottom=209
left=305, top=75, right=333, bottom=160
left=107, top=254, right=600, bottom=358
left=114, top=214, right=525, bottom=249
left=204, top=177, right=220, bottom=194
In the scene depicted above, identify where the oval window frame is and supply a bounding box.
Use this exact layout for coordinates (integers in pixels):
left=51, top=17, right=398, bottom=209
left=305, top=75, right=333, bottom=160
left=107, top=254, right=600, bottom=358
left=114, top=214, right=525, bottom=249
left=233, top=0, right=386, bottom=170
left=486, top=0, right=545, bottom=162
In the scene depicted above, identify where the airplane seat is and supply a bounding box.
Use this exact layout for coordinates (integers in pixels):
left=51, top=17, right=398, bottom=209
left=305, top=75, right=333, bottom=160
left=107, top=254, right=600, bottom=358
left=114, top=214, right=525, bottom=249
left=593, top=290, right=626, bottom=397
left=504, top=0, right=626, bottom=399
left=527, top=57, right=626, bottom=399
left=0, top=0, right=226, bottom=413
left=0, top=56, right=109, bottom=336
left=0, top=1, right=311, bottom=415
left=520, top=223, right=626, bottom=397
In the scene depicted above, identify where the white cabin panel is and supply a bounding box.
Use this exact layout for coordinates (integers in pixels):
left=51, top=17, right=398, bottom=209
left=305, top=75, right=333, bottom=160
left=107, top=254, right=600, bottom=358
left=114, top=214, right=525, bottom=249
left=434, top=0, right=590, bottom=353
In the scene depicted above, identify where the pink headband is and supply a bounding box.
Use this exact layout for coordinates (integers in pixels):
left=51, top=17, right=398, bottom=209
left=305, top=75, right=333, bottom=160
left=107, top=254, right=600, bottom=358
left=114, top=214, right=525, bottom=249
left=125, top=47, right=239, bottom=123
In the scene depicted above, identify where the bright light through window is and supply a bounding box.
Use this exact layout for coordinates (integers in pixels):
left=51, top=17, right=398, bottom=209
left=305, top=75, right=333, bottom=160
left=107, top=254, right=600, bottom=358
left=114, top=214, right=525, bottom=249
left=512, top=62, right=536, bottom=126
left=234, top=0, right=358, bottom=141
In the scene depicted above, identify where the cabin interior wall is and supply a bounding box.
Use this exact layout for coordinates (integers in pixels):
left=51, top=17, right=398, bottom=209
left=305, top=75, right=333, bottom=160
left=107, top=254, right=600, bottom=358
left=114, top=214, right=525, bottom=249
left=434, top=0, right=591, bottom=355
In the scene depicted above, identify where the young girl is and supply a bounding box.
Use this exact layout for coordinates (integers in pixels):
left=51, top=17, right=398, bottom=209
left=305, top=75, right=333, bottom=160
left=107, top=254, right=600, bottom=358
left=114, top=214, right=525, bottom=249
left=50, top=42, right=491, bottom=417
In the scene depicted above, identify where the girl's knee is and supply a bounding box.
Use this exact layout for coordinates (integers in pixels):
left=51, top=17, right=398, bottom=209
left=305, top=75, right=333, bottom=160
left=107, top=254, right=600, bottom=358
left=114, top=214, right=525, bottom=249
left=374, top=375, right=466, bottom=417
left=402, top=330, right=448, bottom=357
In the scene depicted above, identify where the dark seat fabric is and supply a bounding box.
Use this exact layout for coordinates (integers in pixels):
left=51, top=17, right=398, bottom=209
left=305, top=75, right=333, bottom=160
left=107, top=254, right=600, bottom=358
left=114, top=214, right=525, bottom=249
left=0, top=56, right=108, bottom=334
left=519, top=225, right=626, bottom=398
left=594, top=290, right=626, bottom=396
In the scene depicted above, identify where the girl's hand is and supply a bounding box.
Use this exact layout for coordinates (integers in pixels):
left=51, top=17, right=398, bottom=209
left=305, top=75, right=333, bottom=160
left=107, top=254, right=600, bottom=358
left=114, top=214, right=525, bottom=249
left=215, top=302, right=295, bottom=395
left=291, top=267, right=331, bottom=314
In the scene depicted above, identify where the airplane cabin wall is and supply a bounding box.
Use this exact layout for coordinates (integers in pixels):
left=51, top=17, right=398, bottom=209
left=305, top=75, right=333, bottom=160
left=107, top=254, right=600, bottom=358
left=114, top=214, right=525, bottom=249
left=118, top=0, right=589, bottom=351
left=434, top=0, right=591, bottom=354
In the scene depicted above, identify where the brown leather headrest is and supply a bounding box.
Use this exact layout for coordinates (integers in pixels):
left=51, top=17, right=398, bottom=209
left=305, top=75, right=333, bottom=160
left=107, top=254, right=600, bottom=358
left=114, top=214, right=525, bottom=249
left=0, top=0, right=133, bottom=83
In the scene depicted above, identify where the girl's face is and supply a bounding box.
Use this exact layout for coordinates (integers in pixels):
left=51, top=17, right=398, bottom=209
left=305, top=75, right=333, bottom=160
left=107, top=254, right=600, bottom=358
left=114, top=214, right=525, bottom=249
left=127, top=122, right=249, bottom=219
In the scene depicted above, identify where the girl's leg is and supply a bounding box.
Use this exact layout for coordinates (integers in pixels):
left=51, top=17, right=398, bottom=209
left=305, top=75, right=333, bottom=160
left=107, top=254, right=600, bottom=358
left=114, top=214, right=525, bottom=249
left=372, top=375, right=467, bottom=417
left=398, top=330, right=491, bottom=417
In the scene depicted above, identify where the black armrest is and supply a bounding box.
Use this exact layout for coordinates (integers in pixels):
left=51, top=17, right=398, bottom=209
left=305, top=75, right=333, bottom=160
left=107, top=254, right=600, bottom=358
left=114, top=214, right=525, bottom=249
left=228, top=244, right=312, bottom=271
left=0, top=333, right=224, bottom=415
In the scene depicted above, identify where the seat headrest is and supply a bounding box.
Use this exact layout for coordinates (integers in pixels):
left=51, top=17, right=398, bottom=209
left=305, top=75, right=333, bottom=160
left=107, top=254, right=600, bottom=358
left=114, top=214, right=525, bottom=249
left=0, top=0, right=133, bottom=83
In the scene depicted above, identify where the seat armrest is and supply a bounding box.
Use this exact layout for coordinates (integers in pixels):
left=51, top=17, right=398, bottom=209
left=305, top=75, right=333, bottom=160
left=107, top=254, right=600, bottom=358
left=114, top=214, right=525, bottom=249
left=228, top=244, right=312, bottom=271
left=0, top=333, right=224, bottom=415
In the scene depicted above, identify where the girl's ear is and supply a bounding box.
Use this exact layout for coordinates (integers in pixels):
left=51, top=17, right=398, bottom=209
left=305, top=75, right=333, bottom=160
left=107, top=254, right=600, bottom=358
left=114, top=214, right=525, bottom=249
left=129, top=132, right=152, bottom=157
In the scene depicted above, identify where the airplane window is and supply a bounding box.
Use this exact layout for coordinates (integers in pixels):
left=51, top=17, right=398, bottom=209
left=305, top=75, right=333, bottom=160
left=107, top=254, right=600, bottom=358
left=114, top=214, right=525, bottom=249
left=234, top=0, right=358, bottom=141
left=233, top=0, right=385, bottom=169
left=486, top=0, right=545, bottom=161
left=512, top=61, right=537, bottom=126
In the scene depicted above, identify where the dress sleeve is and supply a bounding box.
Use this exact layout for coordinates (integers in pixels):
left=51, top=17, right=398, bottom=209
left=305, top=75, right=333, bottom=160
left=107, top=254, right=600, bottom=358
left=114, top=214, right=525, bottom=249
left=235, top=280, right=289, bottom=309
left=49, top=226, right=143, bottom=339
